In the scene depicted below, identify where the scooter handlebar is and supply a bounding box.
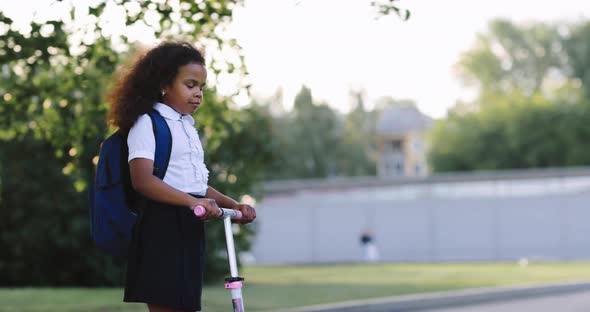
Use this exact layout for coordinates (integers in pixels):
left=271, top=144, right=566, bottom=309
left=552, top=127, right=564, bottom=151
left=193, top=206, right=243, bottom=220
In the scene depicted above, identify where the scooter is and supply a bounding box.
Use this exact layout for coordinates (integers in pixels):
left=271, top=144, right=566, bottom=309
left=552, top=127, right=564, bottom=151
left=194, top=206, right=246, bottom=312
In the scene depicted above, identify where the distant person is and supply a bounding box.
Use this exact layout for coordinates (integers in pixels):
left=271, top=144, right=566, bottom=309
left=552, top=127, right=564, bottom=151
left=360, top=230, right=380, bottom=262
left=105, top=41, right=256, bottom=312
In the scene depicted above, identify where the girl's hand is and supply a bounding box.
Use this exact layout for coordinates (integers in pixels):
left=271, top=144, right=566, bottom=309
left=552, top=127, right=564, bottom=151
left=233, top=204, right=256, bottom=224
left=191, top=198, right=221, bottom=221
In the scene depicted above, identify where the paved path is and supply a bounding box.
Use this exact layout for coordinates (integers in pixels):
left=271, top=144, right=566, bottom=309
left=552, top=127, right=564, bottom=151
left=281, top=282, right=590, bottom=312
left=421, top=289, right=590, bottom=312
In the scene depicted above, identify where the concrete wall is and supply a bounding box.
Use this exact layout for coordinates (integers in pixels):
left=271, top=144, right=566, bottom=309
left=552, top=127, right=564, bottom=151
left=251, top=171, right=590, bottom=264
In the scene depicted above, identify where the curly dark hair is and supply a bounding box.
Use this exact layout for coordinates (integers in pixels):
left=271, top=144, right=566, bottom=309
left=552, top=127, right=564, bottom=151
left=106, top=41, right=206, bottom=132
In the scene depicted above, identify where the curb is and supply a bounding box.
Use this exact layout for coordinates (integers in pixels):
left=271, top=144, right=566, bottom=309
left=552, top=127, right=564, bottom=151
left=276, top=281, right=590, bottom=312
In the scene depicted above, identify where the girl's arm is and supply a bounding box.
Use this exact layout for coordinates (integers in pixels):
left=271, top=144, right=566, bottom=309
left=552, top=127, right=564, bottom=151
left=129, top=158, right=220, bottom=219
left=206, top=185, right=257, bottom=224
left=205, top=185, right=238, bottom=209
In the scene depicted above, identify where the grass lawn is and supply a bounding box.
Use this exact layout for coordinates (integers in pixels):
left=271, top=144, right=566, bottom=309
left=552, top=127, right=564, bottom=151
left=2, top=262, right=590, bottom=311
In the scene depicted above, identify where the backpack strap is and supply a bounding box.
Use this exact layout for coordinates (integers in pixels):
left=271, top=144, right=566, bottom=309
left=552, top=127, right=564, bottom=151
left=148, top=110, right=172, bottom=180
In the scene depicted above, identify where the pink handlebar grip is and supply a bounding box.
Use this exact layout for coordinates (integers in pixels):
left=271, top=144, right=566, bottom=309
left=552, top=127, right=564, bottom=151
left=193, top=205, right=206, bottom=217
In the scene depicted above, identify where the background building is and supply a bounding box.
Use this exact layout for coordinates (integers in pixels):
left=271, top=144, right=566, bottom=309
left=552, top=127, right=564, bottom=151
left=376, top=105, right=433, bottom=177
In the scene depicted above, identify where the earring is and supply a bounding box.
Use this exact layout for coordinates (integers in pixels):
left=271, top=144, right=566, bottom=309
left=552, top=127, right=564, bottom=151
left=161, top=90, right=166, bottom=97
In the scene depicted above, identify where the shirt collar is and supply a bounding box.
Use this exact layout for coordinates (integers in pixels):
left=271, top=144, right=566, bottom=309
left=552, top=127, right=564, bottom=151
left=153, top=102, right=195, bottom=126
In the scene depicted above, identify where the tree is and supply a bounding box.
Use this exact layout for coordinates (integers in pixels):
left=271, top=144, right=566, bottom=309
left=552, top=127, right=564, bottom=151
left=338, top=90, right=376, bottom=176
left=0, top=0, right=273, bottom=285
left=456, top=19, right=565, bottom=99
left=257, top=86, right=344, bottom=180
left=429, top=88, right=590, bottom=172
left=254, top=86, right=385, bottom=180
left=371, top=0, right=410, bottom=20
left=290, top=86, right=341, bottom=178
left=562, top=21, right=590, bottom=99
left=429, top=19, right=590, bottom=173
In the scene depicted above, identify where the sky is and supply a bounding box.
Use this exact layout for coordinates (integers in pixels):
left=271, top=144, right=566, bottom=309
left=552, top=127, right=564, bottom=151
left=227, top=0, right=590, bottom=118
left=2, top=0, right=589, bottom=118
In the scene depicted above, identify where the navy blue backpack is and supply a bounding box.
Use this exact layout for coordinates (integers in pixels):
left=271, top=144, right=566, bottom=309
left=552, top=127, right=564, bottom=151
left=89, top=110, right=172, bottom=257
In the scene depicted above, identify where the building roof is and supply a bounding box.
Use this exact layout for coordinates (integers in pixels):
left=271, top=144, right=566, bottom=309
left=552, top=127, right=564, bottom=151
left=376, top=105, right=433, bottom=135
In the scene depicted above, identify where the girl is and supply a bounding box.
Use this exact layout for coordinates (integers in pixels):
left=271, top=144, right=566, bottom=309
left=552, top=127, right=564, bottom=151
left=106, top=41, right=256, bottom=312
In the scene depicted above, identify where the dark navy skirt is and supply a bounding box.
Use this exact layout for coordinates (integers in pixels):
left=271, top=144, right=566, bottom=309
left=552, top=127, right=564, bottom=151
left=124, top=195, right=205, bottom=311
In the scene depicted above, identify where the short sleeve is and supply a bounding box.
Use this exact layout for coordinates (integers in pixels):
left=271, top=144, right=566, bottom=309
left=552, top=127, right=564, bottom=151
left=127, top=114, right=155, bottom=162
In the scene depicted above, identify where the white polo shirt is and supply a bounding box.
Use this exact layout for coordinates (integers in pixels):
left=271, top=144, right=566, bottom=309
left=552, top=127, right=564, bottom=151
left=127, top=102, right=209, bottom=195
